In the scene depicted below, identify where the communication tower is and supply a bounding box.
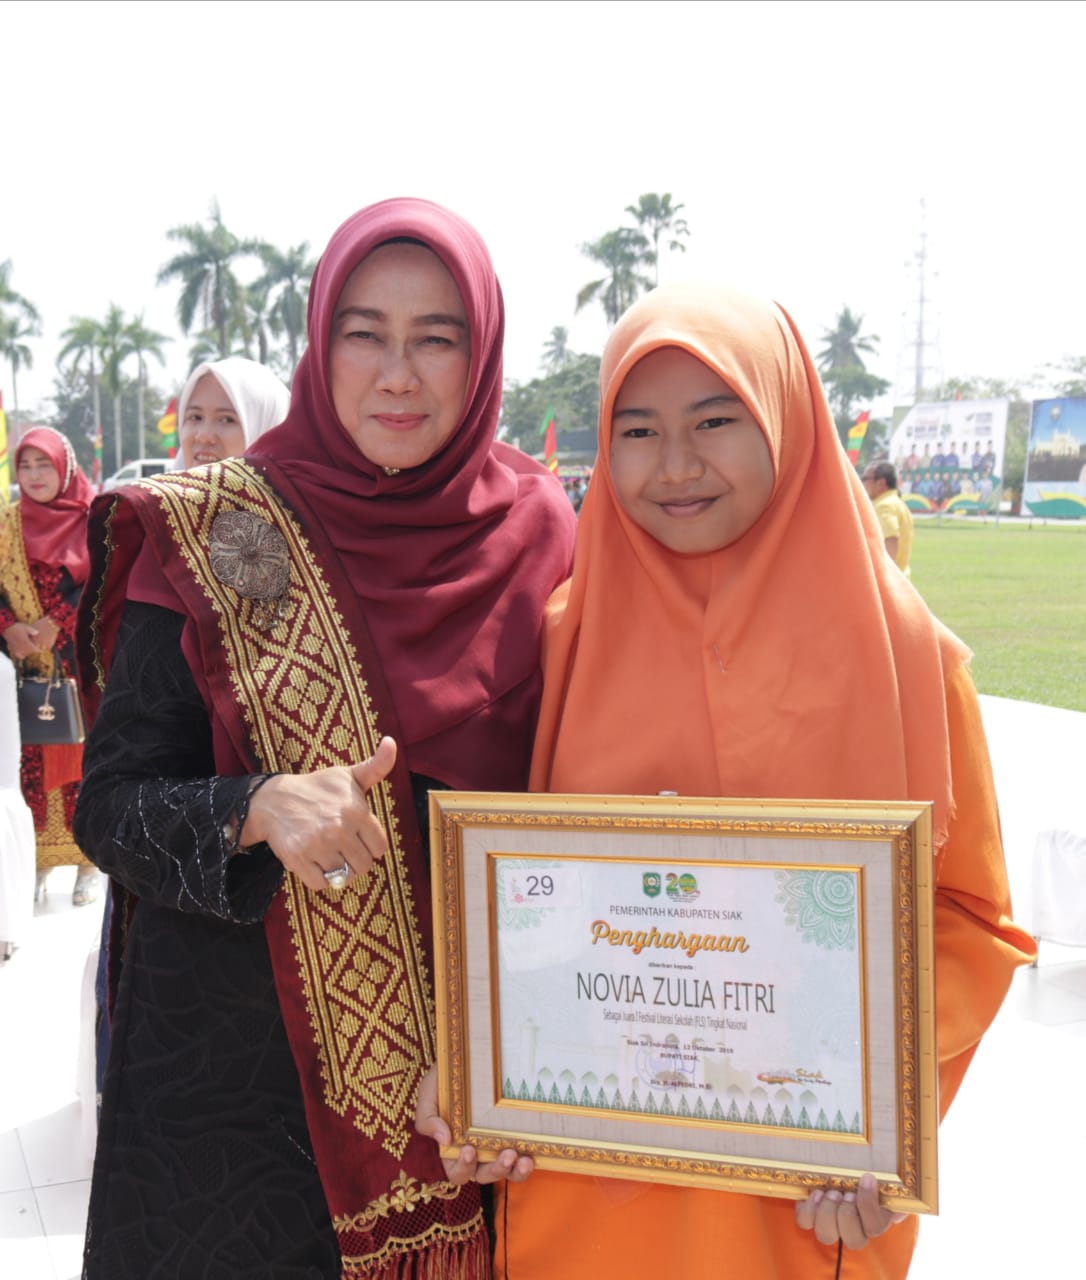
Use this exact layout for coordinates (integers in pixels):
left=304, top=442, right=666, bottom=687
left=893, top=199, right=944, bottom=406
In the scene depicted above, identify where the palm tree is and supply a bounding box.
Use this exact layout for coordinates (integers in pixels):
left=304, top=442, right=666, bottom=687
left=58, top=316, right=105, bottom=466
left=817, top=307, right=880, bottom=372
left=186, top=330, right=223, bottom=369
left=1, top=261, right=41, bottom=417
left=98, top=304, right=134, bottom=470
left=576, top=228, right=653, bottom=326
left=0, top=314, right=37, bottom=418
left=157, top=200, right=262, bottom=358
left=125, top=314, right=170, bottom=461
left=0, top=259, right=40, bottom=327
left=255, top=241, right=315, bottom=373
left=624, top=193, right=690, bottom=286
left=816, top=307, right=889, bottom=436
left=238, top=280, right=278, bottom=366
left=541, top=326, right=570, bottom=374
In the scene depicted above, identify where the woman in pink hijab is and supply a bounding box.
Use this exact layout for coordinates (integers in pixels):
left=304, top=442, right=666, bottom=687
left=1, top=427, right=97, bottom=905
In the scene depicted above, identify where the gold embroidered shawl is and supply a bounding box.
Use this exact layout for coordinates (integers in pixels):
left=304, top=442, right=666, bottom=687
left=84, top=459, right=487, bottom=1278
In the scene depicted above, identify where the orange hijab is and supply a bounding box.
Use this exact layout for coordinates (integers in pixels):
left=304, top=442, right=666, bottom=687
left=530, top=283, right=968, bottom=852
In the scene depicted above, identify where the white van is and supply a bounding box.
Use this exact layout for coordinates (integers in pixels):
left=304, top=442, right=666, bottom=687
left=101, top=458, right=169, bottom=491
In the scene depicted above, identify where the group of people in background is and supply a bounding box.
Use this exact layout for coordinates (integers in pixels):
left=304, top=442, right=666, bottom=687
left=0, top=358, right=292, bottom=924
left=0, top=197, right=1033, bottom=1280
left=895, top=438, right=1000, bottom=507
left=560, top=471, right=591, bottom=512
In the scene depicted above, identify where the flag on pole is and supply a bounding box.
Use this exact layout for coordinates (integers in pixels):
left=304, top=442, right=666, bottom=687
left=157, top=397, right=179, bottom=457
left=846, top=410, right=871, bottom=465
left=0, top=392, right=9, bottom=500
left=540, top=405, right=559, bottom=474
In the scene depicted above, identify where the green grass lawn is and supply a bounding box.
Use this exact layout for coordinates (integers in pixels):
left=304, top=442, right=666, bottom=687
left=909, top=517, right=1086, bottom=712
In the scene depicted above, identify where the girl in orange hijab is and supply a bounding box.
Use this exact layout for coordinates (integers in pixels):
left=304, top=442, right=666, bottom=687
left=496, top=283, right=1035, bottom=1278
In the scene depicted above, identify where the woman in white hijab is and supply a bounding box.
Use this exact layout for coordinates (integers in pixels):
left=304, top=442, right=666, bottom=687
left=91, top=355, right=290, bottom=1110
left=176, top=357, right=291, bottom=468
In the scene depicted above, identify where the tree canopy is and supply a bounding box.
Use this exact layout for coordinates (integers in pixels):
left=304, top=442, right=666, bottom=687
left=157, top=200, right=265, bottom=359
left=255, top=241, right=315, bottom=371
left=502, top=348, right=601, bottom=459
left=0, top=313, right=37, bottom=416
left=817, top=306, right=880, bottom=370
left=575, top=192, right=692, bottom=325
left=0, top=259, right=39, bottom=327
left=576, top=227, right=652, bottom=326
left=1044, top=356, right=1086, bottom=398
left=0, top=259, right=41, bottom=414
left=817, top=307, right=890, bottom=444
left=5, top=192, right=1085, bottom=502
left=624, top=193, right=689, bottom=286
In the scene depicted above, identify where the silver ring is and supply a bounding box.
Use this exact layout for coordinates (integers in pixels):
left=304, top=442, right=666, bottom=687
left=323, top=864, right=350, bottom=891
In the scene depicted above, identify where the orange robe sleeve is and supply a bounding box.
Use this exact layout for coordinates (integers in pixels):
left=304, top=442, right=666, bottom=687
left=932, top=664, right=1036, bottom=1117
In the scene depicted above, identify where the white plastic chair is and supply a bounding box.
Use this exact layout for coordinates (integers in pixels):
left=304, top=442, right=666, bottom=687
left=0, top=653, right=36, bottom=959
left=1032, top=827, right=1086, bottom=956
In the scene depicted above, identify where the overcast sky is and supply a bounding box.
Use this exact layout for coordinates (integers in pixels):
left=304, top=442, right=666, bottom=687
left=3, top=0, right=1083, bottom=420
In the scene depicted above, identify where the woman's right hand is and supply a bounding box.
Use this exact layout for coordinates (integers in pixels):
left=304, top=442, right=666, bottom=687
left=239, top=735, right=397, bottom=892
left=3, top=621, right=44, bottom=660
left=415, top=1064, right=534, bottom=1186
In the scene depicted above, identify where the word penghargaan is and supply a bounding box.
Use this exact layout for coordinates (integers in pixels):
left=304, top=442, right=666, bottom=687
left=591, top=918, right=749, bottom=959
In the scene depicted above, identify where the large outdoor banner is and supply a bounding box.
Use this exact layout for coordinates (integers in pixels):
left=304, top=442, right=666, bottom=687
left=888, top=400, right=1008, bottom=513
left=1023, top=398, right=1086, bottom=518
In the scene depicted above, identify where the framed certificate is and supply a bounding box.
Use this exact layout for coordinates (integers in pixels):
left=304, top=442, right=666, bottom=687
left=429, top=792, right=937, bottom=1214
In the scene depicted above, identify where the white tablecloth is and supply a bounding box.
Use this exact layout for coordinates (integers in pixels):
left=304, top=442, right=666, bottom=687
left=1033, top=828, right=1086, bottom=947
left=0, top=654, right=35, bottom=951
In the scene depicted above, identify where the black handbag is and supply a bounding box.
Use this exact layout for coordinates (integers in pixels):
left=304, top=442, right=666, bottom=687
left=16, top=653, right=87, bottom=746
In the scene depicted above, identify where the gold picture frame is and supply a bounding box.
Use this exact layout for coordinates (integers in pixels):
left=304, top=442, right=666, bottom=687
left=430, top=791, right=938, bottom=1214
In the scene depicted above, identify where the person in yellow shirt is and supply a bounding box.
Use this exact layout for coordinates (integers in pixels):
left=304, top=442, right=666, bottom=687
left=863, top=460, right=914, bottom=574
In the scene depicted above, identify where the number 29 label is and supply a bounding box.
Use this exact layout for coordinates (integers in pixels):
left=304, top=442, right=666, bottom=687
left=499, top=861, right=581, bottom=910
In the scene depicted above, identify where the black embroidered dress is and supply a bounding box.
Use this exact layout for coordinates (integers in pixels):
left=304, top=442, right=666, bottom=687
left=76, top=603, right=345, bottom=1278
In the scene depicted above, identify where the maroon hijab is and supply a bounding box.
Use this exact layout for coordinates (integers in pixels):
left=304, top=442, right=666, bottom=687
left=16, top=426, right=95, bottom=583
left=251, top=197, right=575, bottom=788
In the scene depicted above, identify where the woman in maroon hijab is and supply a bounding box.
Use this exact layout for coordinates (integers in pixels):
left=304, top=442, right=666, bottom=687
left=74, top=198, right=576, bottom=1279
left=0, top=427, right=98, bottom=906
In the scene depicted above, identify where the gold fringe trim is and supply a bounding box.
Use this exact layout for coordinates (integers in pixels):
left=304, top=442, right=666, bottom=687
left=339, top=1210, right=489, bottom=1279
left=36, top=788, right=90, bottom=869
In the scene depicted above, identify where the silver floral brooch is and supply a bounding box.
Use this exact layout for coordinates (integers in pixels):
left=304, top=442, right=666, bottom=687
left=209, top=510, right=291, bottom=630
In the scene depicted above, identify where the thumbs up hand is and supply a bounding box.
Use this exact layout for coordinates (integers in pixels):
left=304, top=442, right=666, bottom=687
left=239, top=736, right=398, bottom=892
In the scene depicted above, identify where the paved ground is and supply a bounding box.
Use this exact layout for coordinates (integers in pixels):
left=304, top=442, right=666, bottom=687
left=1, top=693, right=1084, bottom=1278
